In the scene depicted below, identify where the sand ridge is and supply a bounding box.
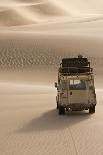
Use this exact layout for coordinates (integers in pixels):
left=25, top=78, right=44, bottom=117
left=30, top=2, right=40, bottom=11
left=0, top=0, right=68, bottom=26
left=1, top=0, right=103, bottom=27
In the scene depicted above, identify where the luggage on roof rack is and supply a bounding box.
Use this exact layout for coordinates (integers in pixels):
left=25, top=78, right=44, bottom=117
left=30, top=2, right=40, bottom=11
left=62, top=58, right=89, bottom=68
left=60, top=56, right=92, bottom=74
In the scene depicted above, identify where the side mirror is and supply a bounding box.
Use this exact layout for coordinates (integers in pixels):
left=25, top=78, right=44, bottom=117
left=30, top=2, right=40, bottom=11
left=55, top=82, right=57, bottom=88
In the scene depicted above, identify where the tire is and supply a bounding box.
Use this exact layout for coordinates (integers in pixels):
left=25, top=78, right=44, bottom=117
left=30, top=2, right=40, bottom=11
left=57, top=102, right=59, bottom=109
left=89, top=105, right=95, bottom=113
left=59, top=106, right=65, bottom=115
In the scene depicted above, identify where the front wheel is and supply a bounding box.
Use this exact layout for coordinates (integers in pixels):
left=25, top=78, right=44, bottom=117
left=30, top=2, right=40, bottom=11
left=89, top=105, right=95, bottom=113
left=59, top=106, right=65, bottom=115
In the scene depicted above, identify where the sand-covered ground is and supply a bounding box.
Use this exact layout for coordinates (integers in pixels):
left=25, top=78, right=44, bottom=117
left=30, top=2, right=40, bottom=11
left=0, top=0, right=103, bottom=154
left=0, top=84, right=103, bottom=155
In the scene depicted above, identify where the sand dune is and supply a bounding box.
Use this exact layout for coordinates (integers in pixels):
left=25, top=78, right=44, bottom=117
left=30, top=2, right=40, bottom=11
left=0, top=0, right=68, bottom=27
left=8, top=16, right=103, bottom=35
left=0, top=9, right=34, bottom=26
left=1, top=0, right=103, bottom=27
left=52, top=0, right=103, bottom=14
left=0, top=0, right=44, bottom=5
left=16, top=0, right=42, bottom=2
left=0, top=1, right=103, bottom=155
left=26, top=1, right=68, bottom=17
left=0, top=33, right=103, bottom=73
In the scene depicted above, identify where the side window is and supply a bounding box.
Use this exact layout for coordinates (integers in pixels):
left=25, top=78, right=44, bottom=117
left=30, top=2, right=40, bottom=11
left=70, top=80, right=86, bottom=90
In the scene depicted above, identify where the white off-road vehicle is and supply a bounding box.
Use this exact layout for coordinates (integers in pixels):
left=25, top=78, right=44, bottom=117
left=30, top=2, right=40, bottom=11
left=55, top=55, right=97, bottom=115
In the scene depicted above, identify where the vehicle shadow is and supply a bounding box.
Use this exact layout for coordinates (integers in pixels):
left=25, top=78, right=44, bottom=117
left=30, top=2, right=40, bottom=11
left=17, top=109, right=92, bottom=133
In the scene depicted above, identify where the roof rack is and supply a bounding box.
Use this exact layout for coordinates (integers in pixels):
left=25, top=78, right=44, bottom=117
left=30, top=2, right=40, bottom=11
left=59, top=56, right=93, bottom=76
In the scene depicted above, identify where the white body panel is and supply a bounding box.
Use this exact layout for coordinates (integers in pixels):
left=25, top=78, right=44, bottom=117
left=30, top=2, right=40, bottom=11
left=68, top=90, right=88, bottom=104
left=57, top=75, right=96, bottom=109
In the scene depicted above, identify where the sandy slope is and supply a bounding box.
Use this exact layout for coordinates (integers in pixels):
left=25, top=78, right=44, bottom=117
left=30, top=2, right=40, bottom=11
left=0, top=0, right=68, bottom=26
left=1, top=0, right=103, bottom=27
left=0, top=10, right=34, bottom=27
left=0, top=32, right=103, bottom=76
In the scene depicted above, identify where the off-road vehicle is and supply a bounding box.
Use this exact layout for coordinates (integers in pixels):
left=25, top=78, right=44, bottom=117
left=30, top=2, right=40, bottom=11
left=55, top=55, right=97, bottom=115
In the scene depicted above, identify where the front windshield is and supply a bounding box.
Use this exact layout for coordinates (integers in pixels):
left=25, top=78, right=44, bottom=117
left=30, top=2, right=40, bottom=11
left=70, top=80, right=86, bottom=90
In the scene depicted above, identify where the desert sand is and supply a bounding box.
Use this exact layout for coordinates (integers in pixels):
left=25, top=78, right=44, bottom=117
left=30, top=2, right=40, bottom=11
left=0, top=0, right=103, bottom=155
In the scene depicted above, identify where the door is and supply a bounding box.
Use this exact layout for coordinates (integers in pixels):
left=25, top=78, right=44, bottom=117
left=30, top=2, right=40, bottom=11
left=68, top=79, right=88, bottom=104
left=59, top=80, right=68, bottom=105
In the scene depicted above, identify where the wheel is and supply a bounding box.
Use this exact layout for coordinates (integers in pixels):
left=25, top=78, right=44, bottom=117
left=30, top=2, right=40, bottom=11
left=56, top=96, right=59, bottom=109
left=89, top=105, right=95, bottom=113
left=59, top=106, right=65, bottom=115
left=57, top=102, right=59, bottom=109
